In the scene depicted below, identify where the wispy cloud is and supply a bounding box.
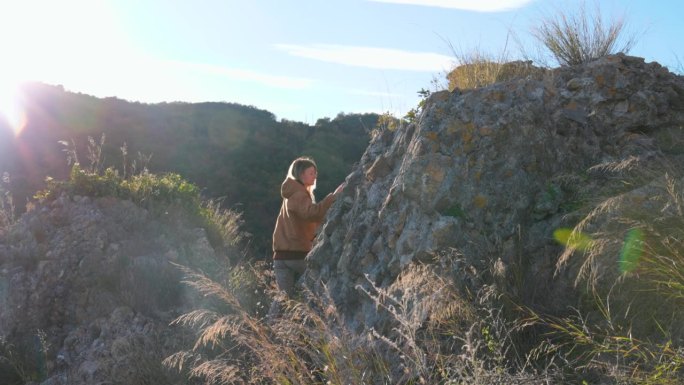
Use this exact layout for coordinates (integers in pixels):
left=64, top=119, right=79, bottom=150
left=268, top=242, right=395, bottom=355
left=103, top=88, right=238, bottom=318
left=276, top=44, right=454, bottom=72
left=166, top=60, right=315, bottom=90
left=346, top=89, right=405, bottom=98
left=366, top=0, right=534, bottom=12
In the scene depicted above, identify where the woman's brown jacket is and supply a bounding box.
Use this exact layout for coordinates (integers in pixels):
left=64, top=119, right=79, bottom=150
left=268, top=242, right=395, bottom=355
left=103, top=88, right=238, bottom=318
left=272, top=178, right=336, bottom=258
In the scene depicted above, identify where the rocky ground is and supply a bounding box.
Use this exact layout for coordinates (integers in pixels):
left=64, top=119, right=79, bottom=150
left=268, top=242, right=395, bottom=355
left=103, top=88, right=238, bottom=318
left=0, top=194, right=220, bottom=384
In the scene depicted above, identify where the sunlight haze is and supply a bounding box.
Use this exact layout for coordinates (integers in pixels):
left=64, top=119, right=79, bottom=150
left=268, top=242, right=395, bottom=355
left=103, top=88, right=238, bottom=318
left=0, top=0, right=682, bottom=123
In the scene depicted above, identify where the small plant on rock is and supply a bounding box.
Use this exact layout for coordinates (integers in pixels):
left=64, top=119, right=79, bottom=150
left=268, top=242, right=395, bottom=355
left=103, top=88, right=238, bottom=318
left=533, top=1, right=638, bottom=66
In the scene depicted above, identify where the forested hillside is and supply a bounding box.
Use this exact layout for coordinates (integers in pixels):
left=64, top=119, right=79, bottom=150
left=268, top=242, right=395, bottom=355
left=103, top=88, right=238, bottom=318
left=0, top=83, right=378, bottom=255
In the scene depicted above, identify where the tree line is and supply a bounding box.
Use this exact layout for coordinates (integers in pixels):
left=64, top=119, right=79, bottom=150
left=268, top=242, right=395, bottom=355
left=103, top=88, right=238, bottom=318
left=0, top=82, right=378, bottom=256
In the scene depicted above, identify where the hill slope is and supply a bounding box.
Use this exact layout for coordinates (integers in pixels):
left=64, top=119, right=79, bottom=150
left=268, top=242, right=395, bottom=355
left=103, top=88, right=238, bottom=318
left=0, top=84, right=377, bottom=255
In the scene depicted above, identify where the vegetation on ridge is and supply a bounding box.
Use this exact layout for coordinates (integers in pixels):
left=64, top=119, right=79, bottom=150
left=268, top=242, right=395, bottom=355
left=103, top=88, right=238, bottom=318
left=32, top=136, right=246, bottom=257
left=446, top=0, right=641, bottom=91
left=0, top=86, right=378, bottom=256
left=533, top=1, right=637, bottom=66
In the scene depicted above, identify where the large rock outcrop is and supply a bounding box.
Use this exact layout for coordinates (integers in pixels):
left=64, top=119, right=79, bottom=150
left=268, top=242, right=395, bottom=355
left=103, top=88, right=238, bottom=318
left=306, top=54, right=684, bottom=332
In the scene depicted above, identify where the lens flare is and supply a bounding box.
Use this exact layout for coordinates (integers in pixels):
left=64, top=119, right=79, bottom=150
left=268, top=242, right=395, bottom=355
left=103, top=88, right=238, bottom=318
left=553, top=228, right=594, bottom=251
left=0, top=81, right=27, bottom=137
left=619, top=228, right=644, bottom=273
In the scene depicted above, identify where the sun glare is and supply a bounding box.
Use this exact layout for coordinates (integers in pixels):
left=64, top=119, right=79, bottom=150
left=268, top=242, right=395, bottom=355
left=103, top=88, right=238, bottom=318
left=0, top=0, right=131, bottom=138
left=0, top=78, right=27, bottom=137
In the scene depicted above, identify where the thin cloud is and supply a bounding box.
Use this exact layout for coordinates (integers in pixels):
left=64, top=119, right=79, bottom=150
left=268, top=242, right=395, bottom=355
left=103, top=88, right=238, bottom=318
left=167, top=60, right=315, bottom=90
left=346, top=89, right=405, bottom=98
left=367, top=0, right=534, bottom=12
left=276, top=44, right=454, bottom=72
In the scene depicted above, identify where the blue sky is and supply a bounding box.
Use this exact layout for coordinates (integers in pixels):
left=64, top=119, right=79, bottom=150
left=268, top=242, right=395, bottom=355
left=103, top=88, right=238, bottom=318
left=0, top=0, right=682, bottom=124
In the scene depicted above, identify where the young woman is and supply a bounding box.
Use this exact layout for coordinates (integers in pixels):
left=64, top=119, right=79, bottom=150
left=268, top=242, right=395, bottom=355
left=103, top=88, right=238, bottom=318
left=272, top=156, right=345, bottom=296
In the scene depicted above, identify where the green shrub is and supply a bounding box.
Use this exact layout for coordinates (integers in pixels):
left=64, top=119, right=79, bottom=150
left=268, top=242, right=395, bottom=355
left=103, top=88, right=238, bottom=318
left=38, top=164, right=197, bottom=214
left=36, top=161, right=246, bottom=257
left=122, top=170, right=202, bottom=214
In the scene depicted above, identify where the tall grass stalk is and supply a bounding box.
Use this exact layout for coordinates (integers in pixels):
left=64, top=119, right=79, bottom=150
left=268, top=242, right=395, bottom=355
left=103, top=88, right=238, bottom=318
left=166, top=264, right=393, bottom=384
left=202, top=199, right=246, bottom=250
left=169, top=257, right=566, bottom=384
left=0, top=331, right=50, bottom=384
left=547, top=158, right=684, bottom=383
left=524, top=299, right=684, bottom=384
left=445, top=47, right=545, bottom=91
left=358, top=267, right=558, bottom=385
left=533, top=1, right=637, bottom=66
left=444, top=27, right=545, bottom=91
left=0, top=172, right=14, bottom=230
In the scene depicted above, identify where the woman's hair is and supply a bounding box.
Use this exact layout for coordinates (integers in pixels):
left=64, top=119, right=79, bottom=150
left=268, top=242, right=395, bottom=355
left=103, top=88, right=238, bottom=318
left=287, top=156, right=317, bottom=197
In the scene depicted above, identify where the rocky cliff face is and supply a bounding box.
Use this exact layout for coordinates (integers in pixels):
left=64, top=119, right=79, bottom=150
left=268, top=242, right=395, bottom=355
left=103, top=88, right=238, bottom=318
left=306, top=54, right=684, bottom=332
left=0, top=195, right=220, bottom=384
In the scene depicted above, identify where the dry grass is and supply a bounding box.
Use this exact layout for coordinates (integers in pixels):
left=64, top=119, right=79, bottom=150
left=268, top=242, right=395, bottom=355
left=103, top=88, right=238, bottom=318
left=556, top=157, right=683, bottom=292
left=446, top=49, right=544, bottom=91
left=524, top=297, right=684, bottom=384
left=359, top=265, right=559, bottom=385
left=0, top=332, right=49, bottom=384
left=545, top=155, right=684, bottom=383
left=447, top=52, right=504, bottom=91
left=443, top=26, right=545, bottom=91
left=533, top=1, right=637, bottom=66
left=165, top=264, right=391, bottom=384
left=675, top=54, right=684, bottom=75
left=167, top=260, right=562, bottom=384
